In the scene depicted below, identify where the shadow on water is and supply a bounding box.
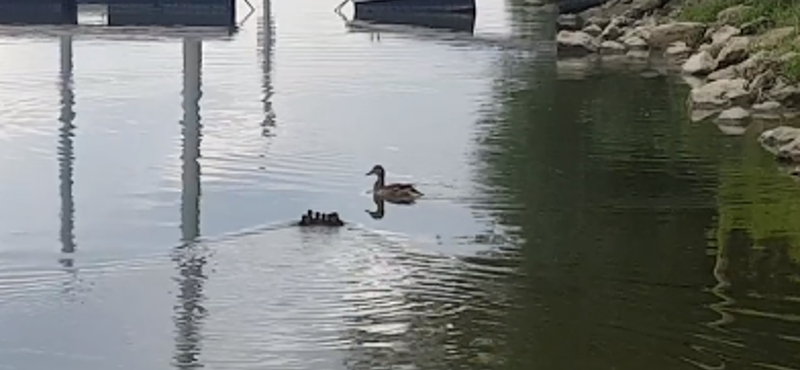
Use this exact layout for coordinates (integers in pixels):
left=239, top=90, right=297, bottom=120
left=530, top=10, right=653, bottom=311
left=456, top=1, right=800, bottom=368
left=172, top=37, right=208, bottom=370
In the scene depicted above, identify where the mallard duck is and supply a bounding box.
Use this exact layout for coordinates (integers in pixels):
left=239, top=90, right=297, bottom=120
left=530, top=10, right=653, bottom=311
left=366, top=164, right=423, bottom=203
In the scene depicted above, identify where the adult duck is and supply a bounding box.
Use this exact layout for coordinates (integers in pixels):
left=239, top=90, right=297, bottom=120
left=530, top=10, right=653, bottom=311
left=366, top=164, right=423, bottom=204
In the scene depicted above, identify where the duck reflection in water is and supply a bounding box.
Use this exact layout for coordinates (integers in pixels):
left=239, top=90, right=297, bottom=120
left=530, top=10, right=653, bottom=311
left=366, top=196, right=386, bottom=220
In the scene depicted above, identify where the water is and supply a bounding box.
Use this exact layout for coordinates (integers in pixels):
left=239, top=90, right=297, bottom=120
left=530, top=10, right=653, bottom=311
left=0, top=0, right=799, bottom=369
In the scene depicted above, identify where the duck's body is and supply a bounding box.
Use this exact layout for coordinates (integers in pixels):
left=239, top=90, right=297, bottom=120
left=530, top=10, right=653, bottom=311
left=366, top=165, right=423, bottom=204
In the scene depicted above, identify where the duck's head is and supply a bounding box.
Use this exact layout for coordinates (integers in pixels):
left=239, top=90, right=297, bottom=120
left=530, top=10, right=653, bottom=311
left=366, top=164, right=385, bottom=177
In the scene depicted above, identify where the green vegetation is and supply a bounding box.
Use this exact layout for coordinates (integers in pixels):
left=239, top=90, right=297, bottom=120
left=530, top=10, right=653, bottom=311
left=678, top=0, right=800, bottom=82
left=785, top=54, right=800, bottom=82
left=677, top=0, right=743, bottom=23
left=678, top=0, right=799, bottom=27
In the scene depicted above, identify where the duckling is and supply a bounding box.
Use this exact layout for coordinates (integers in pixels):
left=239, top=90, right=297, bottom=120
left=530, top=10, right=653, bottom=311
left=327, top=212, right=345, bottom=226
left=365, top=164, right=423, bottom=204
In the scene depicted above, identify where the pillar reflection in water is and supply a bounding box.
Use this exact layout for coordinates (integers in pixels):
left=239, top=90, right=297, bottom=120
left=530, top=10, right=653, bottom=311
left=259, top=0, right=275, bottom=137
left=58, top=34, right=76, bottom=269
left=172, top=37, right=207, bottom=370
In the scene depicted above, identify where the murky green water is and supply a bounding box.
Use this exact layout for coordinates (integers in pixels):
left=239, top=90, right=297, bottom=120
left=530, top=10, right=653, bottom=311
left=0, top=0, right=798, bottom=369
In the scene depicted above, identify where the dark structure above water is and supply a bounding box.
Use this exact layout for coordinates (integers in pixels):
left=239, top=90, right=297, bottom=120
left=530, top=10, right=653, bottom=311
left=353, top=0, right=476, bottom=15
left=556, top=0, right=609, bottom=14
left=352, top=9, right=475, bottom=33
left=0, top=0, right=236, bottom=27
left=0, top=0, right=77, bottom=24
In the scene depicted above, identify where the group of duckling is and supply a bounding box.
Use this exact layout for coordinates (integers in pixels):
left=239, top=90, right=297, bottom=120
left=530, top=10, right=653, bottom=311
left=298, top=210, right=345, bottom=227
left=297, top=164, right=424, bottom=228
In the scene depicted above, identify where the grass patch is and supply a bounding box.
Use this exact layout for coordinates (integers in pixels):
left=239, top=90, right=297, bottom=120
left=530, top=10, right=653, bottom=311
left=785, top=56, right=800, bottom=81
left=677, top=0, right=744, bottom=23
left=678, top=0, right=800, bottom=27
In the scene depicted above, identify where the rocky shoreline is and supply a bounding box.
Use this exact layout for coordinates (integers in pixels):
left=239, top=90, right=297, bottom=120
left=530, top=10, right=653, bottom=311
left=554, top=0, right=800, bottom=165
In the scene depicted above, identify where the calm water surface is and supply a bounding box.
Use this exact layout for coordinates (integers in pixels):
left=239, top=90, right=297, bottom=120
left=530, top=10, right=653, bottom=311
left=0, top=0, right=799, bottom=369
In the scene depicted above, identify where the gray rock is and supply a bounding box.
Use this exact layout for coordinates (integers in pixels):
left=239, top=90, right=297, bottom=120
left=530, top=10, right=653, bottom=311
left=682, top=51, right=716, bottom=75
left=648, top=22, right=706, bottom=49
left=665, top=41, right=691, bottom=57
left=759, top=126, right=800, bottom=162
left=557, top=30, right=598, bottom=56
left=747, top=70, right=777, bottom=95
left=715, top=36, right=751, bottom=69
left=689, top=78, right=751, bottom=109
left=753, top=101, right=782, bottom=111
left=586, top=16, right=611, bottom=29
left=769, top=84, right=800, bottom=108
left=690, top=109, right=721, bottom=122
left=601, top=23, right=623, bottom=40
left=707, top=65, right=738, bottom=81
left=736, top=51, right=778, bottom=80
left=584, top=24, right=604, bottom=37
left=623, top=35, right=648, bottom=49
left=600, top=40, right=627, bottom=54
left=626, top=49, right=651, bottom=59
left=710, top=25, right=741, bottom=46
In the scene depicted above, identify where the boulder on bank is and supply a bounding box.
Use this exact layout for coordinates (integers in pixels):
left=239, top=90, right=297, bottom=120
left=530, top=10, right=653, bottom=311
left=623, top=35, right=648, bottom=49
left=648, top=22, right=706, bottom=49
left=665, top=41, right=691, bottom=57
left=682, top=51, right=716, bottom=75
left=600, top=40, right=627, bottom=53
left=759, top=126, right=800, bottom=162
left=557, top=30, right=597, bottom=56
left=601, top=23, right=623, bottom=40
left=710, top=25, right=741, bottom=46
left=715, top=36, right=752, bottom=69
left=707, top=64, right=738, bottom=81
left=689, top=78, right=751, bottom=109
left=584, top=24, right=603, bottom=37
left=586, top=16, right=611, bottom=30
left=769, top=83, right=800, bottom=109
left=753, top=101, right=782, bottom=111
